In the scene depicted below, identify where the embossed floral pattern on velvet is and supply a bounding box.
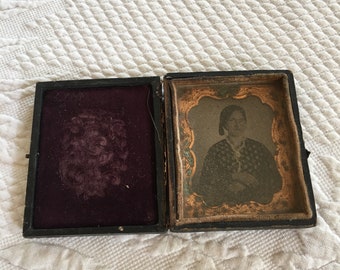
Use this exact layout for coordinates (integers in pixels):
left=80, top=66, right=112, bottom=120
left=33, top=85, right=159, bottom=228
left=59, top=110, right=128, bottom=200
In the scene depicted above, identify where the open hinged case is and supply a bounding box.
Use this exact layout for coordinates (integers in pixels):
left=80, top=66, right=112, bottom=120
left=23, top=70, right=316, bottom=237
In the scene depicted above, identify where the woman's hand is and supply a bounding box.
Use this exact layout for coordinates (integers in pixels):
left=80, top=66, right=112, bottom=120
left=232, top=172, right=258, bottom=189
left=228, top=181, right=247, bottom=193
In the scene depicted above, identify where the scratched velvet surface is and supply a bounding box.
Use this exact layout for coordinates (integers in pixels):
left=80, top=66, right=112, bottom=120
left=33, top=85, right=159, bottom=228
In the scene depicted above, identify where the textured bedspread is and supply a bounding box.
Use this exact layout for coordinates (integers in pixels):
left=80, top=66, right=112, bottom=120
left=0, top=1, right=339, bottom=269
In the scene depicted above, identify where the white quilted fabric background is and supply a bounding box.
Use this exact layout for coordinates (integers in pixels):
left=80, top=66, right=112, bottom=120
left=0, top=0, right=339, bottom=269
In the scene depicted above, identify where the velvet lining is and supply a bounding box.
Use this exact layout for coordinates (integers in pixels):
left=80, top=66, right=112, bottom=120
left=33, top=85, right=159, bottom=229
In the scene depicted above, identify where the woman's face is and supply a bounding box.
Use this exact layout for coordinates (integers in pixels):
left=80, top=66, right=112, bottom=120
left=225, top=110, right=247, bottom=138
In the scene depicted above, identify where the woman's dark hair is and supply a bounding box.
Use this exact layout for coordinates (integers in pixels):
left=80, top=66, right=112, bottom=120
left=219, top=105, right=247, bottom=135
left=59, top=110, right=128, bottom=200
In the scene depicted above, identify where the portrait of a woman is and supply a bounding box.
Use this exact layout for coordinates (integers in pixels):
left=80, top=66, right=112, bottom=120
left=195, top=105, right=282, bottom=206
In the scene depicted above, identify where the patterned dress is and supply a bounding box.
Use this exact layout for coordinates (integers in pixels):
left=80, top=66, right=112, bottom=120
left=196, top=138, right=282, bottom=206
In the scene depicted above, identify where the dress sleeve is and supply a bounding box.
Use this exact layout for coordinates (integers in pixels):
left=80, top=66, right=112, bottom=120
left=252, top=144, right=282, bottom=203
left=195, top=143, right=235, bottom=206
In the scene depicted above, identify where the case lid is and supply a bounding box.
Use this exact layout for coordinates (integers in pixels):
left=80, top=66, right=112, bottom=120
left=23, top=76, right=167, bottom=237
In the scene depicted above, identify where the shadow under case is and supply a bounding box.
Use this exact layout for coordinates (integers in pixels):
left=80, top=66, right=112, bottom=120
left=23, top=70, right=316, bottom=237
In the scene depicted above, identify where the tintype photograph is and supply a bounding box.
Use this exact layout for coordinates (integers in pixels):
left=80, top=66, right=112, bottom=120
left=191, top=100, right=281, bottom=207
left=166, top=72, right=315, bottom=228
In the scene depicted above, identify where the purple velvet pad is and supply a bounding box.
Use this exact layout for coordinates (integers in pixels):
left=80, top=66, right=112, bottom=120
left=33, top=85, right=159, bottom=228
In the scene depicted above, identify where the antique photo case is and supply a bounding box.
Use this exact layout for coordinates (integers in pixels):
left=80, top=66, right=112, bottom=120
left=23, top=70, right=316, bottom=237
left=23, top=77, right=167, bottom=237
left=164, top=71, right=316, bottom=231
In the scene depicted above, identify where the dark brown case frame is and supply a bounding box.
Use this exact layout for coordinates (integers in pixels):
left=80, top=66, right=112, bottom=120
left=23, top=70, right=316, bottom=237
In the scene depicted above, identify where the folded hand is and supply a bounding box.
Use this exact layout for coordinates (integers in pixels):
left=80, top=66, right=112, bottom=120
left=232, top=172, right=258, bottom=188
